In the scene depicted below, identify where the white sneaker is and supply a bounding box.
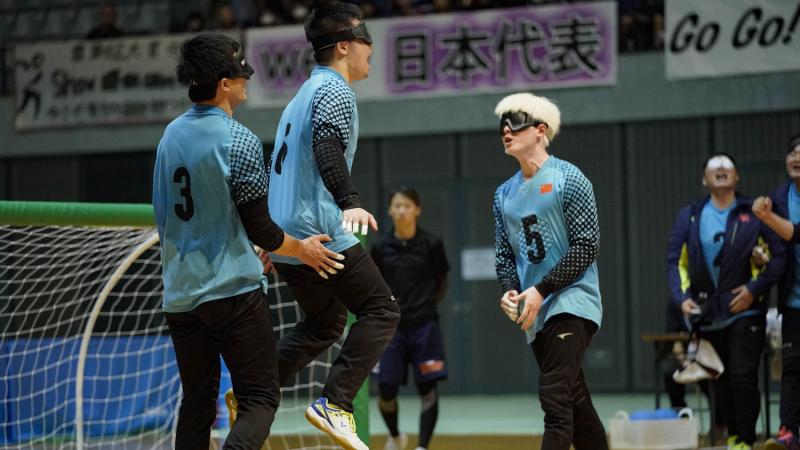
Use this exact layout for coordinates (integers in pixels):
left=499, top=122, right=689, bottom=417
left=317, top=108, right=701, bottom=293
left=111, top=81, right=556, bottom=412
left=384, top=433, right=408, bottom=450
left=673, top=361, right=713, bottom=384
left=305, top=397, right=368, bottom=450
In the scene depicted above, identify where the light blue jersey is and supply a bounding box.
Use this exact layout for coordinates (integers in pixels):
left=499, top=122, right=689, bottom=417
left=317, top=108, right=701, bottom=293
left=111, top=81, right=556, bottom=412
left=699, top=200, right=736, bottom=287
left=788, top=184, right=800, bottom=308
left=494, top=157, right=602, bottom=343
left=268, top=66, right=359, bottom=264
left=153, top=105, right=268, bottom=313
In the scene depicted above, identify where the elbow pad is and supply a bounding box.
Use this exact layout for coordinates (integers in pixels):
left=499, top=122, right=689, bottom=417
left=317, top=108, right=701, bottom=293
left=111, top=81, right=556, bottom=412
left=313, top=137, right=362, bottom=210
left=237, top=198, right=285, bottom=252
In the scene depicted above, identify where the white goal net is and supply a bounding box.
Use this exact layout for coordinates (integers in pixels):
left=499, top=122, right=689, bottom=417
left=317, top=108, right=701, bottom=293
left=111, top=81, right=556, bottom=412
left=0, top=224, right=345, bottom=450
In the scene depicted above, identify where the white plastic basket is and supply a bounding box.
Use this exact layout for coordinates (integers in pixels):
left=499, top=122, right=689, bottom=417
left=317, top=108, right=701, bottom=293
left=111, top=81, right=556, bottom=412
left=608, top=408, right=699, bottom=450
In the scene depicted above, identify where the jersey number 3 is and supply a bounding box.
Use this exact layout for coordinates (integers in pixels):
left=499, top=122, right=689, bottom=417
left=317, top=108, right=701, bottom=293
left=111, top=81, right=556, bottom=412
left=173, top=167, right=194, bottom=221
left=521, top=214, right=546, bottom=264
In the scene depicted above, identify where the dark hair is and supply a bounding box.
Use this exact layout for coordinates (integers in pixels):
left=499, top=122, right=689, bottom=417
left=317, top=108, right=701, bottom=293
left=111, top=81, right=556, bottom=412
left=176, top=33, right=241, bottom=102
left=304, top=2, right=363, bottom=64
left=702, top=152, right=737, bottom=172
left=388, top=186, right=421, bottom=207
left=788, top=133, right=800, bottom=153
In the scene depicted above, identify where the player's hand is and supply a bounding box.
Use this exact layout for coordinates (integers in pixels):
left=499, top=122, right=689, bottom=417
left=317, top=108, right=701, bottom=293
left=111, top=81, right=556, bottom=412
left=512, top=287, right=544, bottom=331
left=730, top=285, right=754, bottom=313
left=752, top=196, right=772, bottom=220
left=298, top=234, right=345, bottom=280
left=751, top=244, right=770, bottom=267
left=681, top=298, right=700, bottom=315
left=257, top=247, right=275, bottom=275
left=342, top=208, right=378, bottom=236
left=500, top=290, right=519, bottom=322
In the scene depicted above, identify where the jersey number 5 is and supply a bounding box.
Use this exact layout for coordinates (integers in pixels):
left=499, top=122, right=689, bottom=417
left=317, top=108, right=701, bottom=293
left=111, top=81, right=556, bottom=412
left=173, top=167, right=194, bottom=221
left=521, top=214, right=545, bottom=264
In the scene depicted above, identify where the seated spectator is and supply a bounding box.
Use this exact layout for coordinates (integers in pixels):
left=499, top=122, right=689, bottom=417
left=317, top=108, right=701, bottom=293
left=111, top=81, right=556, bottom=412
left=619, top=0, right=664, bottom=51
left=392, top=0, right=418, bottom=16
left=87, top=5, right=123, bottom=40
left=259, top=0, right=308, bottom=26
left=184, top=12, right=206, bottom=32
left=359, top=0, right=380, bottom=18
left=213, top=4, right=238, bottom=29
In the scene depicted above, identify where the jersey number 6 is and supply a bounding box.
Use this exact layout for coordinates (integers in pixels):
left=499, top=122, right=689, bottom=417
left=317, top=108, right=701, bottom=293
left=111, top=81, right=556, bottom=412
left=521, top=214, right=546, bottom=264
left=173, top=167, right=194, bottom=221
left=274, top=123, right=291, bottom=175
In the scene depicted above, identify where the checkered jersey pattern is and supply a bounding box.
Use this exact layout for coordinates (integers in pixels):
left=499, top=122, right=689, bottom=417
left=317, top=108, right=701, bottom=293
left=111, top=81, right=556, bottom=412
left=311, top=77, right=356, bottom=148
left=494, top=183, right=522, bottom=293
left=226, top=118, right=268, bottom=205
left=537, top=158, right=599, bottom=296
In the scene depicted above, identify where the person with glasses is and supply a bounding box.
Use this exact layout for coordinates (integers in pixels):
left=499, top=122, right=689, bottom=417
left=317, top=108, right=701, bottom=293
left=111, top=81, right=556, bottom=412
left=666, top=153, right=786, bottom=450
left=227, top=3, right=400, bottom=450
left=493, top=92, right=607, bottom=450
left=153, top=33, right=341, bottom=450
left=753, top=134, right=800, bottom=450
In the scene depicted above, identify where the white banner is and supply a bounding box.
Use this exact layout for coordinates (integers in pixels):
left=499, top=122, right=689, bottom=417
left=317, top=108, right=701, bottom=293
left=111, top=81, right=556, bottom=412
left=665, top=0, right=800, bottom=80
left=246, top=2, right=617, bottom=108
left=13, top=34, right=197, bottom=130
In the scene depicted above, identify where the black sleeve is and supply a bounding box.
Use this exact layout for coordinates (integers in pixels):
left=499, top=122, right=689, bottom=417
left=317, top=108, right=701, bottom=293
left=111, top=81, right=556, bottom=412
left=313, top=136, right=362, bottom=210
left=793, top=223, right=800, bottom=243
left=494, top=185, right=522, bottom=293
left=430, top=237, right=450, bottom=303
left=236, top=197, right=285, bottom=252
left=370, top=241, right=384, bottom=275
left=430, top=238, right=450, bottom=279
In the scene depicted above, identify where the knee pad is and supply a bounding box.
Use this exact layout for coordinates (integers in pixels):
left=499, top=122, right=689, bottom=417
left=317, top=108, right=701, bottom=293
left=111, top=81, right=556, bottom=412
left=310, top=311, right=347, bottom=343
left=379, top=384, right=399, bottom=402
left=420, top=387, right=438, bottom=412
left=538, top=373, right=572, bottom=418
left=378, top=397, right=398, bottom=412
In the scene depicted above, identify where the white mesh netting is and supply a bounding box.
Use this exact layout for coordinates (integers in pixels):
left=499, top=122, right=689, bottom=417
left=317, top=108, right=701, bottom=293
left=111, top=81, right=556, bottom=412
left=0, top=225, right=344, bottom=450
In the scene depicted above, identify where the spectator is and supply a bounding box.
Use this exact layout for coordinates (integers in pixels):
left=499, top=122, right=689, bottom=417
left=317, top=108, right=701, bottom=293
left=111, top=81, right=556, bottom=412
left=392, top=0, right=418, bottom=16
left=619, top=0, right=664, bottom=51
left=213, top=4, right=238, bottom=29
left=358, top=0, right=380, bottom=18
left=87, top=5, right=123, bottom=40
left=184, top=12, right=206, bottom=32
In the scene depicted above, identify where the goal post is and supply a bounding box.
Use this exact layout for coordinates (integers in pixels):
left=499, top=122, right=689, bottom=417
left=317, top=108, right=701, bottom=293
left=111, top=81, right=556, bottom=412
left=0, top=200, right=370, bottom=449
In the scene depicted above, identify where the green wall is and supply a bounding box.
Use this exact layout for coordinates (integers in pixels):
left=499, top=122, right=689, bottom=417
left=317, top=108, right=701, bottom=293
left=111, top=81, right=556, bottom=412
left=1, top=52, right=799, bottom=394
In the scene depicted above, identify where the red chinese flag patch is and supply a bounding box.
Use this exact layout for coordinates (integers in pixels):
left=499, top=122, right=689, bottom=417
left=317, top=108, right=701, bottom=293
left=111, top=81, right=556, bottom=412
left=540, top=183, right=553, bottom=194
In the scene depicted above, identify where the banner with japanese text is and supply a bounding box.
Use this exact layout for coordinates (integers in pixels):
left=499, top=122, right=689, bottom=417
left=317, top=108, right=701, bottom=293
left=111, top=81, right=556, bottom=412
left=666, top=0, right=800, bottom=80
left=245, top=2, right=617, bottom=108
left=13, top=34, right=200, bottom=130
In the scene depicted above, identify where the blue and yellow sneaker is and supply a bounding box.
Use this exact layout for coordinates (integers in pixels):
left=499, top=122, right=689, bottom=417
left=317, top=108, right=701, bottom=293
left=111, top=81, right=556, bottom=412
left=305, top=397, right=368, bottom=450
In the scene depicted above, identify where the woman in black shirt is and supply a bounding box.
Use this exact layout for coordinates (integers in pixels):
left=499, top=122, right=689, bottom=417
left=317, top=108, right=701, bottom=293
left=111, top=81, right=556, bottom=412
left=371, top=187, right=450, bottom=450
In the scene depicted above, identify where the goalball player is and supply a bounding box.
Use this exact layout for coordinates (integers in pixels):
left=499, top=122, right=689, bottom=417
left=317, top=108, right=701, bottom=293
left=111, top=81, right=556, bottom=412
left=228, top=3, right=400, bottom=450
left=493, top=92, right=608, bottom=450
left=153, top=33, right=341, bottom=450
